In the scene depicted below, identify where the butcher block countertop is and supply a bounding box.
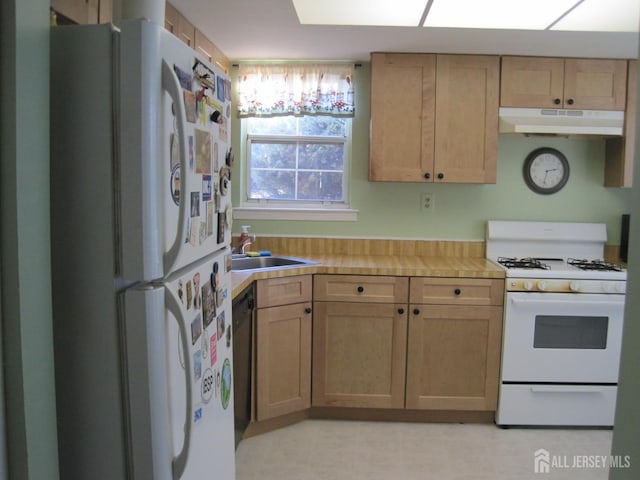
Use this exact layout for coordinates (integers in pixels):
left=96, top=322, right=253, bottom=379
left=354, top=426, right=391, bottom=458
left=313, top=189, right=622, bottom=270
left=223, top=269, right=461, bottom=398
left=231, top=254, right=504, bottom=298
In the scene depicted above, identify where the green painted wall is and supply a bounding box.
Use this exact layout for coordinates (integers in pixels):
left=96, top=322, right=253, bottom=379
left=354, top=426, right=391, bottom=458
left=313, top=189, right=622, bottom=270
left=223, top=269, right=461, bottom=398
left=1, top=0, right=59, bottom=478
left=231, top=63, right=632, bottom=244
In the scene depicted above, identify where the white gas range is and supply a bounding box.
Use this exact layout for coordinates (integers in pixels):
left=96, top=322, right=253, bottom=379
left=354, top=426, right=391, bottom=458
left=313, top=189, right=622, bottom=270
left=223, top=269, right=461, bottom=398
left=487, top=221, right=627, bottom=427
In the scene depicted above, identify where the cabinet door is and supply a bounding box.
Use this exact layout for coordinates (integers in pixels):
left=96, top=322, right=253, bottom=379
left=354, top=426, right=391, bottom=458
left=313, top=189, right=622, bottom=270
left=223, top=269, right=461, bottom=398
left=165, top=2, right=180, bottom=35
left=605, top=60, right=637, bottom=187
left=434, top=55, right=499, bottom=183
left=312, top=302, right=407, bottom=408
left=500, top=56, right=565, bottom=108
left=256, top=302, right=312, bottom=420
left=406, top=305, right=502, bottom=411
left=177, top=12, right=196, bottom=48
left=409, top=278, right=504, bottom=306
left=370, top=53, right=436, bottom=182
left=563, top=59, right=627, bottom=110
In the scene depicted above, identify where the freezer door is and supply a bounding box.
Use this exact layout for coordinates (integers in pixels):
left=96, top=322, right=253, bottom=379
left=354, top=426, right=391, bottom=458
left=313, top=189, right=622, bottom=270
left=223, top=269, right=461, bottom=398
left=118, top=19, right=233, bottom=282
left=123, top=250, right=235, bottom=480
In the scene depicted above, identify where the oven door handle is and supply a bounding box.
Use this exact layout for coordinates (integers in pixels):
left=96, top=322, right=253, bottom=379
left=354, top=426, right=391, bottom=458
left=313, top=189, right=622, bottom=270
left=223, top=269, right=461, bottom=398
left=530, top=386, right=605, bottom=394
left=509, top=297, right=624, bottom=307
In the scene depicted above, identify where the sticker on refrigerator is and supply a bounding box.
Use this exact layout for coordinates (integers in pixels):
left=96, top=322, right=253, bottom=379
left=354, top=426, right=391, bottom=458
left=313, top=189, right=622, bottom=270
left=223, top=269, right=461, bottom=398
left=199, top=222, right=207, bottom=245
left=173, top=65, right=193, bottom=90
left=191, top=314, right=202, bottom=345
left=192, top=272, right=201, bottom=309
left=194, top=350, right=202, bottom=381
left=216, top=75, right=227, bottom=103
left=170, top=132, right=179, bottom=169
left=190, top=192, right=200, bottom=218
left=177, top=279, right=184, bottom=305
left=219, top=166, right=230, bottom=195
left=201, top=330, right=208, bottom=359
left=202, top=175, right=212, bottom=202
left=202, top=280, right=216, bottom=327
left=201, top=367, right=214, bottom=403
left=193, top=407, right=203, bottom=424
left=195, top=129, right=211, bottom=174
left=188, top=135, right=194, bottom=172
left=206, top=202, right=215, bottom=237
left=216, top=310, right=225, bottom=341
left=210, top=334, right=217, bottom=366
left=220, top=358, right=232, bottom=410
left=218, top=116, right=228, bottom=142
left=193, top=59, right=216, bottom=91
left=213, top=141, right=219, bottom=173
left=217, top=212, right=225, bottom=244
left=170, top=164, right=180, bottom=206
left=189, top=220, right=199, bottom=246
left=186, top=280, right=193, bottom=309
left=184, top=90, right=196, bottom=123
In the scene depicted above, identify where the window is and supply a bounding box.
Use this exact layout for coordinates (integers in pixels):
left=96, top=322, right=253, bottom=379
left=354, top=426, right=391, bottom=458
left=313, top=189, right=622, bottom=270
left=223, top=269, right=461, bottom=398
left=235, top=63, right=358, bottom=221
left=247, top=116, right=347, bottom=202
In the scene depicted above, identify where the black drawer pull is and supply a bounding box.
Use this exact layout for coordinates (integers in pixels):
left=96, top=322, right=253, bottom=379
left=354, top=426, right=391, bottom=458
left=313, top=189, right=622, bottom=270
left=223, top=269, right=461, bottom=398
left=398, top=308, right=405, bottom=315
left=454, top=288, right=461, bottom=296
left=413, top=308, right=420, bottom=315
left=305, top=307, right=312, bottom=314
left=357, top=286, right=364, bottom=293
left=437, top=173, right=444, bottom=180
left=424, top=172, right=431, bottom=179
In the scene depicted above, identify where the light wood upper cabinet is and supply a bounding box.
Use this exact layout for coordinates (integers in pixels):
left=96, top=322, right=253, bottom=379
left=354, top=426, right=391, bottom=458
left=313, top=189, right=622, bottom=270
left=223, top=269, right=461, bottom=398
left=370, top=53, right=499, bottom=184
left=501, top=56, right=628, bottom=110
left=605, top=60, right=637, bottom=188
left=164, top=2, right=179, bottom=35
left=370, top=53, right=436, bottom=182
left=52, top=0, right=111, bottom=24
left=434, top=55, right=499, bottom=184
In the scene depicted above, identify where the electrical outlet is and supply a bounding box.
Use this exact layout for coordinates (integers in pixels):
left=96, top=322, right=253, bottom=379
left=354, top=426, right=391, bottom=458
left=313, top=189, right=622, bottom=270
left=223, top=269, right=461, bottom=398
left=421, top=192, right=434, bottom=212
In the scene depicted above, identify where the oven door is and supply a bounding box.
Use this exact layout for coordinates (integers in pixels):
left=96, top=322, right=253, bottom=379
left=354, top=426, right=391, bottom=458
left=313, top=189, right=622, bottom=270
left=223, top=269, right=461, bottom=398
left=501, top=292, right=625, bottom=383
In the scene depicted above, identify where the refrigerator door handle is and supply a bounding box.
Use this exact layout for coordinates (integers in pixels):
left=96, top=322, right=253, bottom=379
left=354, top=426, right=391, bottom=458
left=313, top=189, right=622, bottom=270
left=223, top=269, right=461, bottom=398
left=161, top=60, right=189, bottom=275
left=165, top=286, right=192, bottom=479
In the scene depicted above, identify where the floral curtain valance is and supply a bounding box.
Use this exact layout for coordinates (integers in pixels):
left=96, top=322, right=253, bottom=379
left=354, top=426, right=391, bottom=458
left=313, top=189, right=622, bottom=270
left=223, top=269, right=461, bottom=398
left=237, top=64, right=355, bottom=117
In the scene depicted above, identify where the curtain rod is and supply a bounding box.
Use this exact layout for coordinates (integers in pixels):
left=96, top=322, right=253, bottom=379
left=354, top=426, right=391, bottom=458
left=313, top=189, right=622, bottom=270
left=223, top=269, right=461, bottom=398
left=232, top=63, right=362, bottom=68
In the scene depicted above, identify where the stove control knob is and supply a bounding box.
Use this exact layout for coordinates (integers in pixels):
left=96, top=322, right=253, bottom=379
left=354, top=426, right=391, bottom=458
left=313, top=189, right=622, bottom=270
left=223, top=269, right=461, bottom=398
left=569, top=281, right=581, bottom=292
left=537, top=281, right=548, bottom=291
left=523, top=281, right=534, bottom=291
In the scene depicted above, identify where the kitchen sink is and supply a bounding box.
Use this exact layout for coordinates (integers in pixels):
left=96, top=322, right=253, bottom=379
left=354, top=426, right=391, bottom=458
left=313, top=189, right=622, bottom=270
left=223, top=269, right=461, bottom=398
left=231, top=255, right=317, bottom=271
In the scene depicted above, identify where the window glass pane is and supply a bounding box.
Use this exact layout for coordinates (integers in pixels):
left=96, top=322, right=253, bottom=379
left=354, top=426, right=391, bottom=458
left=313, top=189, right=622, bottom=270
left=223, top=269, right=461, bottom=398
left=299, top=116, right=346, bottom=137
left=250, top=142, right=296, bottom=169
left=533, top=316, right=608, bottom=349
left=298, top=172, right=343, bottom=201
left=299, top=144, right=344, bottom=170
left=247, top=116, right=296, bottom=135
left=249, top=170, right=296, bottom=200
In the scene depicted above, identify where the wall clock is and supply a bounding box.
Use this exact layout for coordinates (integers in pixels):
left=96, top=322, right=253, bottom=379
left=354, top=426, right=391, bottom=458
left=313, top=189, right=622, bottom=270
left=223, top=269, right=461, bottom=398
left=523, top=147, right=570, bottom=194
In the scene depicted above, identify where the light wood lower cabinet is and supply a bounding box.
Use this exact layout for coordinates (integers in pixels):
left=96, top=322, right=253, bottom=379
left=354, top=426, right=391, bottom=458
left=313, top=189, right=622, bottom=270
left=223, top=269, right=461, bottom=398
left=405, top=304, right=503, bottom=411
left=255, top=275, right=312, bottom=421
left=312, top=301, right=408, bottom=408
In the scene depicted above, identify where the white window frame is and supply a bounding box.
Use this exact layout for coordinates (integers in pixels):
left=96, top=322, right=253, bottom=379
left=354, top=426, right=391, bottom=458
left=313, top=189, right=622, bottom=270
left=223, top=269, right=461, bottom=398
left=233, top=117, right=358, bottom=221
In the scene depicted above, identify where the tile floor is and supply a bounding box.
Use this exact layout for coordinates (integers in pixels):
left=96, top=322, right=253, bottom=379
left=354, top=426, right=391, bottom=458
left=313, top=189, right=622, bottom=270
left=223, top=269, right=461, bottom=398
left=235, top=420, right=613, bottom=480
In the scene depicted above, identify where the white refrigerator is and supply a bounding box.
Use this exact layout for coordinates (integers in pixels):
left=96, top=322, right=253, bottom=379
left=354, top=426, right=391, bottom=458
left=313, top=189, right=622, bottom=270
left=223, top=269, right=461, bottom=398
left=50, top=19, right=235, bottom=479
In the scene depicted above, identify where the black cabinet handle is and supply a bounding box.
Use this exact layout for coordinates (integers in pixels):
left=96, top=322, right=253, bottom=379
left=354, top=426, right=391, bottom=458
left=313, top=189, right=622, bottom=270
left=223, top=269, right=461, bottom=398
left=413, top=308, right=420, bottom=315
left=567, top=98, right=574, bottom=105
left=554, top=98, right=561, bottom=105
left=454, top=288, right=461, bottom=296
left=398, top=308, right=405, bottom=314
left=424, top=172, right=431, bottom=180
left=305, top=307, right=312, bottom=314
left=437, top=173, right=444, bottom=180
left=357, top=286, right=364, bottom=293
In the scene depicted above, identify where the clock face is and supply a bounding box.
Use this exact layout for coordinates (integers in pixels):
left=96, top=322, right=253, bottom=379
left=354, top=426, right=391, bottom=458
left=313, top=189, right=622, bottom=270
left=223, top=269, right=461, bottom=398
left=523, top=148, right=570, bottom=194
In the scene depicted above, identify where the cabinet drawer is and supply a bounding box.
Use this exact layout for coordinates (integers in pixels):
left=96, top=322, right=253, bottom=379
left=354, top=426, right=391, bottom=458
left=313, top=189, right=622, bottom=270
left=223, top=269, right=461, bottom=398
left=314, top=275, right=409, bottom=303
left=410, top=278, right=504, bottom=306
left=256, top=275, right=312, bottom=309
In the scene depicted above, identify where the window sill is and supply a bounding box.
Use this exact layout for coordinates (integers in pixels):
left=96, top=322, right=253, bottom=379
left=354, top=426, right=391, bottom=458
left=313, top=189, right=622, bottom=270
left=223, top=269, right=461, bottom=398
left=233, top=206, right=358, bottom=221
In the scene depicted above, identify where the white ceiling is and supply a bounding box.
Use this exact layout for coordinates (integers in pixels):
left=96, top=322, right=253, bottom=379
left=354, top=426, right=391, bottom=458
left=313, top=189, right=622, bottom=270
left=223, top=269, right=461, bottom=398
left=171, top=0, right=639, bottom=61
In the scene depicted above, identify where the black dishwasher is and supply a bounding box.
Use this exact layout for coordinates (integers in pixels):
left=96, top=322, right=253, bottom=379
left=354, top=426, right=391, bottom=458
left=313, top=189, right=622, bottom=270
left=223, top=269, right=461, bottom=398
left=232, top=283, right=254, bottom=448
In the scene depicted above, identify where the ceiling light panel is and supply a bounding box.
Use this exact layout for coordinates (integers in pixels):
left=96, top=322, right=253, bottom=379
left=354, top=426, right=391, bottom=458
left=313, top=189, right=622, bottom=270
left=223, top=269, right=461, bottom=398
left=423, top=0, right=580, bottom=30
left=292, top=0, right=428, bottom=26
left=551, top=0, right=639, bottom=32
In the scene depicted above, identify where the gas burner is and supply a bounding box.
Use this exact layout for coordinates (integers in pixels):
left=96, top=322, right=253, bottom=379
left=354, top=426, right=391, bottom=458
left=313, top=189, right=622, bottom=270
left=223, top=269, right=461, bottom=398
left=567, top=258, right=624, bottom=272
left=497, top=257, right=551, bottom=270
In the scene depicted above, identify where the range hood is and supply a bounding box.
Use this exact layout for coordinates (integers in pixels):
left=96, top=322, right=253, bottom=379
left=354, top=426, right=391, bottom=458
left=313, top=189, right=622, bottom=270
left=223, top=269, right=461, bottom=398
left=499, top=107, right=624, bottom=136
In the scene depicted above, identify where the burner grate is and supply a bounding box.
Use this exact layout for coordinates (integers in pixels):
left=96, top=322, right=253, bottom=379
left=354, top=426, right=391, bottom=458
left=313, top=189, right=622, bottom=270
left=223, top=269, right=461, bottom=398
left=567, top=258, right=624, bottom=272
left=497, top=257, right=550, bottom=270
